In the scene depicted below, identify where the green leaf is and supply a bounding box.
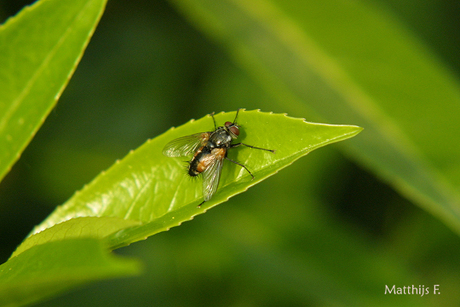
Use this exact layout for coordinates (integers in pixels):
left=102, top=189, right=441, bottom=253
left=31, top=110, right=361, bottom=249
left=0, top=239, right=141, bottom=307
left=167, top=0, right=460, bottom=234
left=0, top=0, right=107, bottom=182
left=11, top=217, right=141, bottom=258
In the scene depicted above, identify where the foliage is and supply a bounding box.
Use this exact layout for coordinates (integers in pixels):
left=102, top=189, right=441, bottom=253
left=0, top=0, right=361, bottom=306
left=1, top=0, right=460, bottom=306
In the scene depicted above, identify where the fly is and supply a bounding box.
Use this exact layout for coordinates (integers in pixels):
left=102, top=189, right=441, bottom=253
left=163, top=109, right=275, bottom=207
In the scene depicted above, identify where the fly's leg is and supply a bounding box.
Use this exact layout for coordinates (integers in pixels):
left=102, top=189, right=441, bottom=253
left=198, top=200, right=206, bottom=208
left=197, top=155, right=258, bottom=208
left=231, top=143, right=275, bottom=153
left=225, top=157, right=255, bottom=180
left=210, top=112, right=217, bottom=130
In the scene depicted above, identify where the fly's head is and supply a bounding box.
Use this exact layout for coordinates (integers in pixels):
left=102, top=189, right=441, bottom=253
left=225, top=108, right=242, bottom=139
left=224, top=121, right=240, bottom=139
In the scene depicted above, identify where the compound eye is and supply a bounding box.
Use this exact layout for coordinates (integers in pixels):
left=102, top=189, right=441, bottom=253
left=229, top=125, right=240, bottom=137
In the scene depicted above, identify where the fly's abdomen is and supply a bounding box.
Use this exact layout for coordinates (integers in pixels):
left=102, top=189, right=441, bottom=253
left=188, top=157, right=201, bottom=177
left=188, top=148, right=203, bottom=177
left=188, top=147, right=220, bottom=177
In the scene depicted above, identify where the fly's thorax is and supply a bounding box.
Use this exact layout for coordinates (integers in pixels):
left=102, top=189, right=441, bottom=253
left=209, top=127, right=233, bottom=147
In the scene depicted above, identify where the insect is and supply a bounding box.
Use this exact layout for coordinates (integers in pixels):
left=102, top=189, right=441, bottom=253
left=163, top=109, right=275, bottom=207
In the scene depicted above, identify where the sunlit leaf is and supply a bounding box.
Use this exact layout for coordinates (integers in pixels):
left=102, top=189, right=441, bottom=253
left=0, top=239, right=140, bottom=307
left=0, top=0, right=107, bottom=181
left=11, top=217, right=141, bottom=258
left=167, top=0, right=460, bottom=235
left=30, top=110, right=361, bottom=248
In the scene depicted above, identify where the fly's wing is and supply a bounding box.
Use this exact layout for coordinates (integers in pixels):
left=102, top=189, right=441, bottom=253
left=162, top=133, right=210, bottom=157
left=202, top=153, right=224, bottom=201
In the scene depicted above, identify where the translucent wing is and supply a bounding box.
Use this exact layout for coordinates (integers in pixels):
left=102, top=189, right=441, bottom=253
left=202, top=151, right=225, bottom=201
left=162, top=133, right=210, bottom=157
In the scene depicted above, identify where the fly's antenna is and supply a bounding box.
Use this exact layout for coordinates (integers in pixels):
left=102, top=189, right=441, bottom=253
left=210, top=112, right=217, bottom=129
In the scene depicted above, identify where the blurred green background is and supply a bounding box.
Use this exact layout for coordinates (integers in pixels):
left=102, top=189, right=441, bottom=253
left=1, top=0, right=460, bottom=306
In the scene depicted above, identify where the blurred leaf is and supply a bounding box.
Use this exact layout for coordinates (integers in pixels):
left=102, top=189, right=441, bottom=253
left=0, top=239, right=140, bottom=307
left=11, top=217, right=141, bottom=258
left=167, top=0, right=460, bottom=234
left=0, top=0, right=107, bottom=182
left=30, top=110, right=361, bottom=248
